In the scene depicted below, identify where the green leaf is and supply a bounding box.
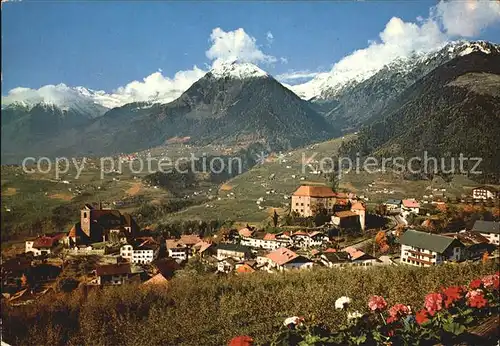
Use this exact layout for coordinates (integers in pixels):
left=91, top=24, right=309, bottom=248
left=443, top=322, right=466, bottom=335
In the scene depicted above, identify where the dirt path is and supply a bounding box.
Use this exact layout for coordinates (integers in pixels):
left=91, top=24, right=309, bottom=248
left=48, top=193, right=73, bottom=201
left=126, top=182, right=142, bottom=196
left=3, top=187, right=17, bottom=196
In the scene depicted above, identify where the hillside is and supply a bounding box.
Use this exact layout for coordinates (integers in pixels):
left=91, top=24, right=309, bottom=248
left=307, top=41, right=500, bottom=132
left=339, top=51, right=500, bottom=182
left=1, top=263, right=496, bottom=345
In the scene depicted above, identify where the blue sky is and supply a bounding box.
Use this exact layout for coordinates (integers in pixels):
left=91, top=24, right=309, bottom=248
left=2, top=0, right=500, bottom=104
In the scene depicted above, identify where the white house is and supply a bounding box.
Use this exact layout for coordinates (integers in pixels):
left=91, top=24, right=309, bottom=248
left=265, top=247, right=313, bottom=271
left=472, top=186, right=498, bottom=200
left=166, top=240, right=189, bottom=262
left=399, top=230, right=465, bottom=267
left=290, top=231, right=328, bottom=248
left=384, top=199, right=402, bottom=212
left=471, top=220, right=500, bottom=245
left=216, top=243, right=252, bottom=261
left=120, top=244, right=155, bottom=264
left=95, top=263, right=132, bottom=286
left=402, top=199, right=420, bottom=215
left=240, top=233, right=292, bottom=250
left=25, top=236, right=56, bottom=257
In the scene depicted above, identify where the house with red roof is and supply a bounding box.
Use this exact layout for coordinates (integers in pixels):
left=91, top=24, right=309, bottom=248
left=240, top=230, right=293, bottom=250
left=25, top=233, right=67, bottom=257
left=402, top=199, right=420, bottom=215
left=290, top=231, right=328, bottom=248
left=264, top=248, right=313, bottom=271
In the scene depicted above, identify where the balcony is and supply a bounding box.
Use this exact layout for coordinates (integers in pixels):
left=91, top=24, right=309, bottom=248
left=407, top=256, right=433, bottom=265
left=407, top=249, right=434, bottom=258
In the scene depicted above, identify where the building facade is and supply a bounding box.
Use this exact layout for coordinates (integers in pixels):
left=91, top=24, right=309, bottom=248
left=472, top=187, right=498, bottom=200
left=399, top=230, right=464, bottom=267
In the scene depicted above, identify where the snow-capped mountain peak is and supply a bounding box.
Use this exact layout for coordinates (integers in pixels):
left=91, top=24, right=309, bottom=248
left=209, top=60, right=269, bottom=79
left=2, top=83, right=109, bottom=116
left=288, top=40, right=499, bottom=101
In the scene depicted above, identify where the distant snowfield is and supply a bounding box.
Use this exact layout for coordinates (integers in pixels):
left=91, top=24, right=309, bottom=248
left=1, top=41, right=497, bottom=113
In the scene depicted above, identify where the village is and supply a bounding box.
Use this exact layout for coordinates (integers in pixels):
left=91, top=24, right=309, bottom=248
left=1, top=183, right=499, bottom=306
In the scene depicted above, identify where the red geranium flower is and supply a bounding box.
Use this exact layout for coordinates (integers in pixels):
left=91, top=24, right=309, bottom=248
left=228, top=336, right=254, bottom=346
left=424, top=293, right=443, bottom=316
left=482, top=274, right=499, bottom=290
left=469, top=279, right=482, bottom=289
left=388, top=303, right=411, bottom=320
left=466, top=289, right=488, bottom=308
left=416, top=309, right=429, bottom=325
left=442, top=286, right=463, bottom=308
left=368, top=295, right=388, bottom=312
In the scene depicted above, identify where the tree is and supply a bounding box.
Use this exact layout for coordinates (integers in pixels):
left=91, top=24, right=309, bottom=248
left=20, top=273, right=28, bottom=287
left=328, top=172, right=339, bottom=192
left=375, top=231, right=387, bottom=248
left=482, top=252, right=489, bottom=263
left=272, top=210, right=279, bottom=227
left=375, top=204, right=387, bottom=216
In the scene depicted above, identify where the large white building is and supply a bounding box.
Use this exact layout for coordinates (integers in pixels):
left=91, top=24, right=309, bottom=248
left=399, top=230, right=464, bottom=267
left=471, top=220, right=500, bottom=245
left=291, top=185, right=338, bottom=217
left=120, top=241, right=158, bottom=264
left=240, top=233, right=291, bottom=250
left=472, top=186, right=498, bottom=200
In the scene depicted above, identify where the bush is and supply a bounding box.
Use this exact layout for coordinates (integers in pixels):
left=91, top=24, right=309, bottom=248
left=1, top=262, right=497, bottom=345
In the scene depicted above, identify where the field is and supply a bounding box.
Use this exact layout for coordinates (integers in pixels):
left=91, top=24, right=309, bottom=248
left=1, top=136, right=496, bottom=240
left=164, top=136, right=488, bottom=225
left=1, top=262, right=496, bottom=346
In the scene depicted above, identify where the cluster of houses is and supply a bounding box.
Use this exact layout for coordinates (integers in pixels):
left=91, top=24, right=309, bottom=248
left=194, top=226, right=391, bottom=274
left=291, top=185, right=366, bottom=231
left=2, top=182, right=498, bottom=303
left=398, top=220, right=499, bottom=267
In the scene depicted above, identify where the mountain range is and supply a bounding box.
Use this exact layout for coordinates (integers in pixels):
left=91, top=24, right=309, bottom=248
left=339, top=50, right=500, bottom=182
left=1, top=40, right=499, bottom=180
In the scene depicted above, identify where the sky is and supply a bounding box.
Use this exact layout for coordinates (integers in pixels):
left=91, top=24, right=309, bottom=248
left=2, top=0, right=500, bottom=107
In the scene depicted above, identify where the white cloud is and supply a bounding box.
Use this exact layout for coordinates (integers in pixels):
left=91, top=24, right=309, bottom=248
left=290, top=0, right=500, bottom=99
left=433, top=0, right=500, bottom=37
left=266, top=31, right=274, bottom=44
left=277, top=70, right=321, bottom=82
left=2, top=67, right=207, bottom=110
left=105, top=66, right=206, bottom=107
left=320, top=16, right=447, bottom=84
left=205, top=27, right=277, bottom=65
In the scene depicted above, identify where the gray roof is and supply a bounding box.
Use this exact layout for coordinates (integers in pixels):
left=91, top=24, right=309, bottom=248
left=386, top=199, right=402, bottom=205
left=321, top=252, right=350, bottom=263
left=399, top=229, right=463, bottom=253
left=472, top=220, right=500, bottom=235
left=216, top=243, right=252, bottom=254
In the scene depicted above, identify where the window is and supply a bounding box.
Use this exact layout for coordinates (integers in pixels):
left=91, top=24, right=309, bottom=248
left=83, top=212, right=87, bottom=218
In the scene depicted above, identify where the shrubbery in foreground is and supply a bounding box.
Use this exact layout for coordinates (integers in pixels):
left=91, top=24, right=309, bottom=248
left=2, top=263, right=498, bottom=345
left=244, top=271, right=499, bottom=345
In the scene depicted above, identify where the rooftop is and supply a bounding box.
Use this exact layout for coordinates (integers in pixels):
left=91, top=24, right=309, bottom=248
left=96, top=263, right=131, bottom=277
left=472, top=220, right=500, bottom=235
left=293, top=185, right=336, bottom=198
left=334, top=211, right=358, bottom=218
left=402, top=199, right=420, bottom=208
left=217, top=243, right=252, bottom=254
left=266, top=247, right=299, bottom=266
left=399, top=229, right=463, bottom=253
